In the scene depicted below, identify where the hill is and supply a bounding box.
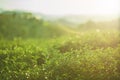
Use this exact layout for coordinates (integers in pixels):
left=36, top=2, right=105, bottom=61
left=0, top=11, right=71, bottom=39
left=0, top=10, right=119, bottom=39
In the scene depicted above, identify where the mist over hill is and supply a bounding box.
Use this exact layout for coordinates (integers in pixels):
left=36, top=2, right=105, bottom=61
left=0, top=10, right=71, bottom=39
left=34, top=12, right=120, bottom=28
left=34, top=12, right=119, bottom=23
left=0, top=9, right=119, bottom=39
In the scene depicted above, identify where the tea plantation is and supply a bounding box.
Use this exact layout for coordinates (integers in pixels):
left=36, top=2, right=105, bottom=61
left=0, top=32, right=120, bottom=80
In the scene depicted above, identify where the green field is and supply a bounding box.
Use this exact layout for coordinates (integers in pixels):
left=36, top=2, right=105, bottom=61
left=0, top=11, right=120, bottom=80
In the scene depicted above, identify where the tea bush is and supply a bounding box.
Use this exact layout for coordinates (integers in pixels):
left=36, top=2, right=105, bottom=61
left=0, top=32, right=120, bottom=80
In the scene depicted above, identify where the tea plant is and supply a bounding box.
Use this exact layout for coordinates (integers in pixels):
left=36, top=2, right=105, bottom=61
left=0, top=32, right=120, bottom=80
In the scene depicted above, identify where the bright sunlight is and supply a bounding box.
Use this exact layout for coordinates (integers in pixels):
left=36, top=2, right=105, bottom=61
left=0, top=0, right=119, bottom=15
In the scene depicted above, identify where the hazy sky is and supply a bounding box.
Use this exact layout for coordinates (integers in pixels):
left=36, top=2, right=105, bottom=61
left=0, top=0, right=119, bottom=15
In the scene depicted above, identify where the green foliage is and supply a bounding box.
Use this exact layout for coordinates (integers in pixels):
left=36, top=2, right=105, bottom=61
left=0, top=11, right=69, bottom=39
left=0, top=10, right=120, bottom=80
left=0, top=32, right=120, bottom=80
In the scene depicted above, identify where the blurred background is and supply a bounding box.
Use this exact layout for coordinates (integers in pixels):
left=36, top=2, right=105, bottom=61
left=0, top=0, right=119, bottom=39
